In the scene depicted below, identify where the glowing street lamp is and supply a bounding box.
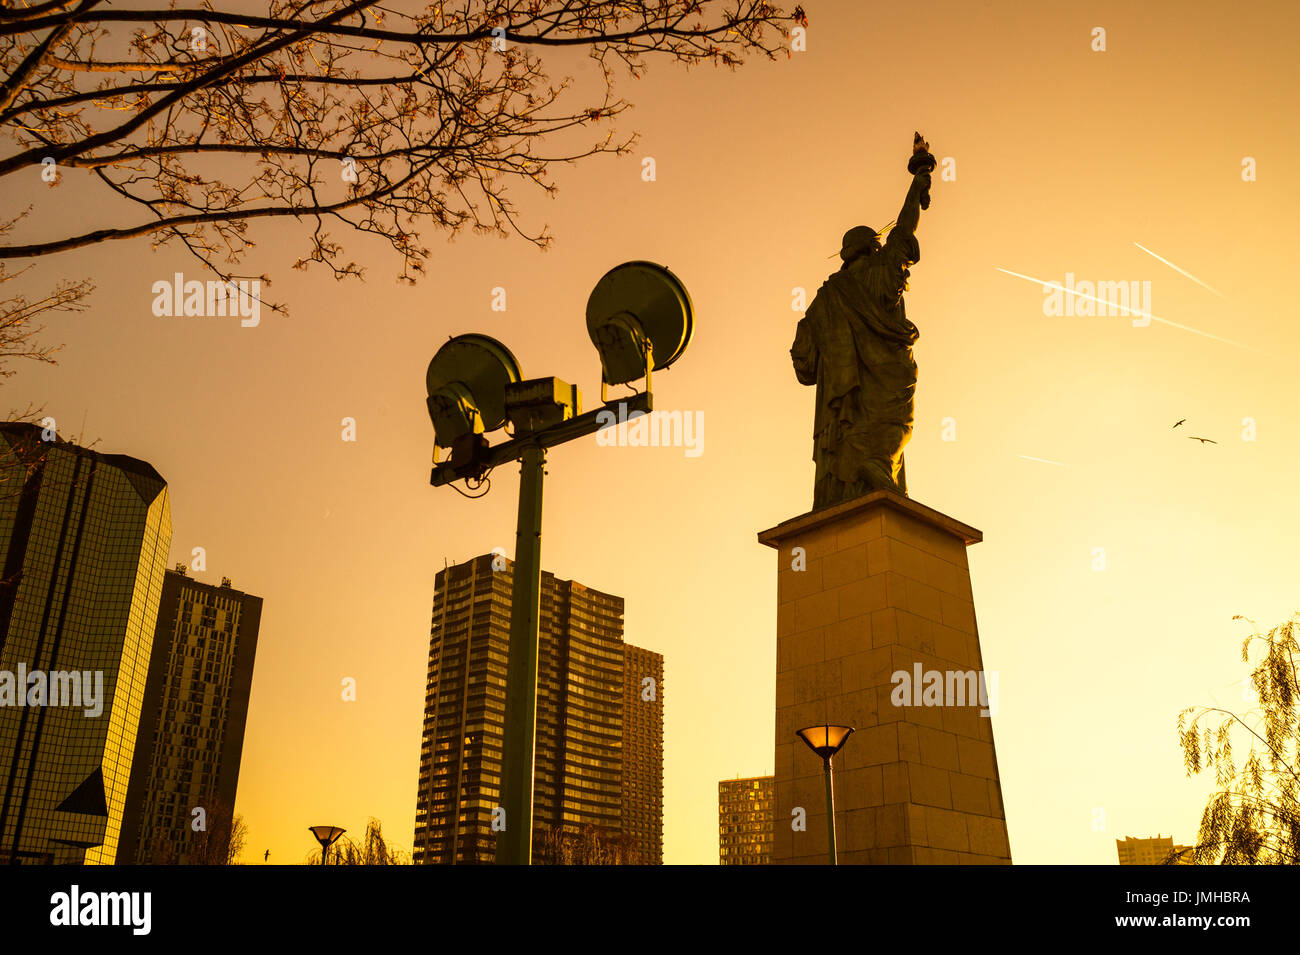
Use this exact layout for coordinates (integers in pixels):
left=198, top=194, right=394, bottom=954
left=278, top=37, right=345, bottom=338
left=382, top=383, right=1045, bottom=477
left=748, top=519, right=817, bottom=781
left=795, top=724, right=854, bottom=865
left=309, top=825, right=346, bottom=866
left=425, top=262, right=693, bottom=865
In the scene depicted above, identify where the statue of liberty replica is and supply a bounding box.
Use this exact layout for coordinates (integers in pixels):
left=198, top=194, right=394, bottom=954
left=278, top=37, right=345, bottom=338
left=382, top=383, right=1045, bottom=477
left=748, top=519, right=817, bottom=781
left=792, top=133, right=936, bottom=509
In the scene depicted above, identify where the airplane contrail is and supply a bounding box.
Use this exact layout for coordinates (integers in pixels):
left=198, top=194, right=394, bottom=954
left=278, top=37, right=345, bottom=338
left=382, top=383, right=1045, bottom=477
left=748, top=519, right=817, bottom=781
left=996, top=267, right=1248, bottom=349
left=1134, top=242, right=1225, bottom=298
left=1017, top=454, right=1066, bottom=467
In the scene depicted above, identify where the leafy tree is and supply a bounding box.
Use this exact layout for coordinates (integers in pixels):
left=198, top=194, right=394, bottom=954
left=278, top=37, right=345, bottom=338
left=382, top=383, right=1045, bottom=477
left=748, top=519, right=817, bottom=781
left=1177, top=614, right=1300, bottom=864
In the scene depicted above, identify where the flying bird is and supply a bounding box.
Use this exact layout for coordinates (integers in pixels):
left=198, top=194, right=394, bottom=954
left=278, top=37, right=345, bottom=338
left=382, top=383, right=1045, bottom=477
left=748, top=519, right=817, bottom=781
left=1188, top=436, right=1217, bottom=444
left=1172, top=419, right=1186, bottom=428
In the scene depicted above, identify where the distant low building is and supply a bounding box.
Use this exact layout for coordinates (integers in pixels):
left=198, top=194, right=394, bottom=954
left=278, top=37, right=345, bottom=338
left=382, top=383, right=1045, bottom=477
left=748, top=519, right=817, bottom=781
left=719, top=775, right=775, bottom=864
left=1116, top=835, right=1193, bottom=865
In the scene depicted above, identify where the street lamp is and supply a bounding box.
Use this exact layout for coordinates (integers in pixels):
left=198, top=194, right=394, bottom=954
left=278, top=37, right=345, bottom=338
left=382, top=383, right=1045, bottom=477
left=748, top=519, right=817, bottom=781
left=308, top=825, right=346, bottom=866
left=425, top=262, right=693, bottom=866
left=795, top=724, right=854, bottom=865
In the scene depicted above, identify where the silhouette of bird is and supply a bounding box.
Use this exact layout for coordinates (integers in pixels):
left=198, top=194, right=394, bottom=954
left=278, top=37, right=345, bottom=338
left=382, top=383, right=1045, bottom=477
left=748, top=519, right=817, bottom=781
left=1188, top=436, right=1217, bottom=444
left=263, top=849, right=270, bottom=862
left=1172, top=419, right=1186, bottom=428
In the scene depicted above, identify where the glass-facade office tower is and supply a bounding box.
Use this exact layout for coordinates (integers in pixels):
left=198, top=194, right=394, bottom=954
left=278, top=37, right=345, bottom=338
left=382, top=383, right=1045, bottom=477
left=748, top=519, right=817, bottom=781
left=413, top=554, right=664, bottom=864
left=0, top=424, right=172, bottom=864
left=719, top=775, right=775, bottom=864
left=118, top=568, right=261, bottom=864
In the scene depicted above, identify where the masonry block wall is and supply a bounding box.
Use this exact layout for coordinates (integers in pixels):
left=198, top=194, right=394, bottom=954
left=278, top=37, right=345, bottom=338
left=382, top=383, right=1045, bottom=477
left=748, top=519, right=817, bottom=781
left=759, top=491, right=1012, bottom=865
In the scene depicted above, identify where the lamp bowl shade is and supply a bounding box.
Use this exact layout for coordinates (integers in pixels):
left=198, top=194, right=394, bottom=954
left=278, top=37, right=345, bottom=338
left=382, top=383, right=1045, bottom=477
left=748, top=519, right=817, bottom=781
left=309, top=825, right=347, bottom=848
left=795, top=724, right=855, bottom=760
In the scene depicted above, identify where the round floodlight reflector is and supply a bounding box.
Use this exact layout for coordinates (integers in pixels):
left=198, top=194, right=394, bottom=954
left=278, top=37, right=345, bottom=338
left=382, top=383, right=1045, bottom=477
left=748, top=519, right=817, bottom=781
left=426, top=334, right=523, bottom=448
left=586, top=261, right=693, bottom=386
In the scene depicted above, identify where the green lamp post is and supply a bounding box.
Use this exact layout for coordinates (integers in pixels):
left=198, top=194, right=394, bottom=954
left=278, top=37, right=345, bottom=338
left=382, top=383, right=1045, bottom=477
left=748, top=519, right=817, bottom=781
left=425, top=262, right=693, bottom=865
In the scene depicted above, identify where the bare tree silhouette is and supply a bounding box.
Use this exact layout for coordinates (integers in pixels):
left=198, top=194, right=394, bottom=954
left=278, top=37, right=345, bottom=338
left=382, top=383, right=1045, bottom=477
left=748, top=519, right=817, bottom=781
left=307, top=818, right=411, bottom=864
left=536, top=823, right=640, bottom=865
left=1, top=1, right=805, bottom=317
left=143, top=793, right=249, bottom=864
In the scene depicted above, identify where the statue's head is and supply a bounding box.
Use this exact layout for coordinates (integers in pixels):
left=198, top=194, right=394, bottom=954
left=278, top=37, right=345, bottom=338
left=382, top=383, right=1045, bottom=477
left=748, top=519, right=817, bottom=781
left=839, top=225, right=881, bottom=264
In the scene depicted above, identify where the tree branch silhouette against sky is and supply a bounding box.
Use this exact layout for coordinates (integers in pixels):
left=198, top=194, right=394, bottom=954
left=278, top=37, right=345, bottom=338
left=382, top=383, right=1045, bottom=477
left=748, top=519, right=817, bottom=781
left=1, top=1, right=805, bottom=315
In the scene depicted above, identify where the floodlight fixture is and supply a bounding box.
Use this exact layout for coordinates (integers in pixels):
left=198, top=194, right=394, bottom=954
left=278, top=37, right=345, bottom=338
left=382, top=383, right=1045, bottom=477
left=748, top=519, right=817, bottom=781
left=426, top=334, right=524, bottom=472
left=586, top=261, right=693, bottom=399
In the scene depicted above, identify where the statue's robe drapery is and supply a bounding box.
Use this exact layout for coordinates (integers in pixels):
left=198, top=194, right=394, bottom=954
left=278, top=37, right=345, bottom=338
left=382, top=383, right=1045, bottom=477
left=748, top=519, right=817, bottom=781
left=791, top=224, right=920, bottom=508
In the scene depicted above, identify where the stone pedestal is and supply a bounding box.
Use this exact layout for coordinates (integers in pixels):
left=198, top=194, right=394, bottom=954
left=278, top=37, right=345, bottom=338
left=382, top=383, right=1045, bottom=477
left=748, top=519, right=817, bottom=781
left=758, top=490, right=1011, bottom=865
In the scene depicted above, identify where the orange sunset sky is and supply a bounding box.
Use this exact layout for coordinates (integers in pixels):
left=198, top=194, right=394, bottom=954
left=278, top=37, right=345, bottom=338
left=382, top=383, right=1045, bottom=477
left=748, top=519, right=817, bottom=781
left=4, top=0, right=1299, bottom=864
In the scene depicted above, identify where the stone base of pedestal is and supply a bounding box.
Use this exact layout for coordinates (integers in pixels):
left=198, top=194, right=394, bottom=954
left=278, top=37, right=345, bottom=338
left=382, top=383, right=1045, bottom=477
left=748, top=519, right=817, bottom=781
left=758, top=490, right=1011, bottom=865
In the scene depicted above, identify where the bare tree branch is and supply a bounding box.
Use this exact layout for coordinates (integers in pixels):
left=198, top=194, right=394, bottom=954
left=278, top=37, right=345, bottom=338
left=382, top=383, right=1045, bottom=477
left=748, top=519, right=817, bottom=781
left=0, top=1, right=805, bottom=319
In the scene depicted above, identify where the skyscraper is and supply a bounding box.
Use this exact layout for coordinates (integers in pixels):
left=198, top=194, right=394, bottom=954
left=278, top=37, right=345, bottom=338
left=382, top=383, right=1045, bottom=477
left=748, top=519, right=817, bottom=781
left=622, top=644, right=664, bottom=864
left=719, top=775, right=775, bottom=864
left=413, top=553, right=664, bottom=864
left=118, top=568, right=262, bottom=864
left=0, top=424, right=172, bottom=864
